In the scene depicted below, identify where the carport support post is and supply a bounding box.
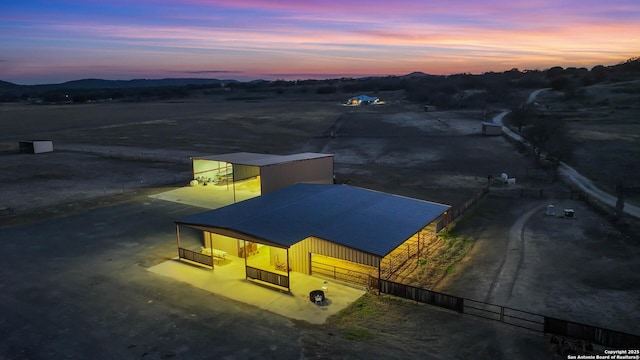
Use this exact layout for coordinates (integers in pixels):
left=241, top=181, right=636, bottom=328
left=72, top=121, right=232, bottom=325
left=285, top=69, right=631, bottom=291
left=232, top=166, right=237, bottom=203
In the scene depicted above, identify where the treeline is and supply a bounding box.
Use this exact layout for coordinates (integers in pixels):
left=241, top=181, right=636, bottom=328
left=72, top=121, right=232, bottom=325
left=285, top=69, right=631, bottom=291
left=262, top=57, right=640, bottom=109
left=1, top=57, right=638, bottom=105
left=0, top=83, right=228, bottom=103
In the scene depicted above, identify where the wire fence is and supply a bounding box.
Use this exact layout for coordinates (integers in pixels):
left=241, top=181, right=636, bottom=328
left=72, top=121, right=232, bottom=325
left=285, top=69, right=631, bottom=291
left=55, top=144, right=195, bottom=164
left=448, top=184, right=490, bottom=223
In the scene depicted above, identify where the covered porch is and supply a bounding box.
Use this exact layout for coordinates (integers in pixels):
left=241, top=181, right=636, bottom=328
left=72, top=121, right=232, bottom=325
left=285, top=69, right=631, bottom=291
left=176, top=224, right=293, bottom=291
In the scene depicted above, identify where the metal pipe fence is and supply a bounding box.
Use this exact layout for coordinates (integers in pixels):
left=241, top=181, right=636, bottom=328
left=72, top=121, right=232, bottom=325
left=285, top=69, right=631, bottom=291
left=376, top=279, right=640, bottom=349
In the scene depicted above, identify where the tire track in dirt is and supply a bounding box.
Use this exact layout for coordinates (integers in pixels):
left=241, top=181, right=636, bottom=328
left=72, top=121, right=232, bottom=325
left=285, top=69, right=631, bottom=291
left=320, top=114, right=347, bottom=153
left=484, top=202, right=546, bottom=304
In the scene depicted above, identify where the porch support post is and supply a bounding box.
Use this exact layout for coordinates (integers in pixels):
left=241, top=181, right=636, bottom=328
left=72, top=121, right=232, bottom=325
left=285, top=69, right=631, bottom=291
left=377, top=258, right=381, bottom=295
left=243, top=240, right=248, bottom=280
left=445, top=211, right=450, bottom=231
left=176, top=224, right=181, bottom=250
left=286, top=247, right=290, bottom=292
left=210, top=233, right=214, bottom=270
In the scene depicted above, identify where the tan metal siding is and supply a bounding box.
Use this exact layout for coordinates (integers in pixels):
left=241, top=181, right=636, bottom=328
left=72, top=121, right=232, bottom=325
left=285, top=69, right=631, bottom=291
left=289, top=236, right=380, bottom=274
left=232, top=164, right=259, bottom=181
left=309, top=236, right=380, bottom=270
left=260, top=156, right=333, bottom=194
left=288, top=238, right=310, bottom=274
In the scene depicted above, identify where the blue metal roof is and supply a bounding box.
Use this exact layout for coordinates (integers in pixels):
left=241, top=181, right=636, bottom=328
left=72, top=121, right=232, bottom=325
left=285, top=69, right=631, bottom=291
left=176, top=184, right=450, bottom=258
left=349, top=95, right=379, bottom=102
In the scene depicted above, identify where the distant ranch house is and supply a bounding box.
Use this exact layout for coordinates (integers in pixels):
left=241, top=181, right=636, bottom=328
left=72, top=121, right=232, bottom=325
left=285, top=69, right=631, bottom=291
left=345, top=95, right=381, bottom=106
left=174, top=183, right=450, bottom=292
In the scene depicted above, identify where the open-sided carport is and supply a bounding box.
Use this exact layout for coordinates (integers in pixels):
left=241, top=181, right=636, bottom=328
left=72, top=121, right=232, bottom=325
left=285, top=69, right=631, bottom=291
left=174, top=184, right=450, bottom=292
left=190, top=152, right=334, bottom=202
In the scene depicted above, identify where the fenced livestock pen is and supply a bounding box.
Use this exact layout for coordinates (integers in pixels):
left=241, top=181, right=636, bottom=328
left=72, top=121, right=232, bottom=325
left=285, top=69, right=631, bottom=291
left=370, top=184, right=640, bottom=350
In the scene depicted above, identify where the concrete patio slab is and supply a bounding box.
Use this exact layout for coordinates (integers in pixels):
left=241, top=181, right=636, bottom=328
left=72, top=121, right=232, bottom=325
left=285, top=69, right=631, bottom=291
left=149, top=182, right=259, bottom=209
left=148, top=257, right=367, bottom=324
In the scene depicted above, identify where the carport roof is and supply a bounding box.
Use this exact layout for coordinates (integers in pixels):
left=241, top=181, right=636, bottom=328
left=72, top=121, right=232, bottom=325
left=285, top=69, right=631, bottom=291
left=192, top=152, right=332, bottom=167
left=176, top=184, right=450, bottom=258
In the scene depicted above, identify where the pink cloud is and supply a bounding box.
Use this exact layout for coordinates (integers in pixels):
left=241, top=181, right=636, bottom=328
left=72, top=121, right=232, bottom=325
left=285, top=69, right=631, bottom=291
left=2, top=0, right=639, bottom=83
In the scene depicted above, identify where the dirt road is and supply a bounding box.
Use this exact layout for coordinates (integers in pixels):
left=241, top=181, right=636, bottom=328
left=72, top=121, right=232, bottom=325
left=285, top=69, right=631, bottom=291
left=494, top=92, right=640, bottom=221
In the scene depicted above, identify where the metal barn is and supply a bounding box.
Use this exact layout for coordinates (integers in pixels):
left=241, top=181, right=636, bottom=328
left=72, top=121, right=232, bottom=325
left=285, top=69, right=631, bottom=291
left=174, top=184, right=450, bottom=292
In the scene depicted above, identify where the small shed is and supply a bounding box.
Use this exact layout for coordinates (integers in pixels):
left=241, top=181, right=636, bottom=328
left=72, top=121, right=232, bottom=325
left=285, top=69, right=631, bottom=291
left=481, top=122, right=503, bottom=136
left=19, top=140, right=54, bottom=154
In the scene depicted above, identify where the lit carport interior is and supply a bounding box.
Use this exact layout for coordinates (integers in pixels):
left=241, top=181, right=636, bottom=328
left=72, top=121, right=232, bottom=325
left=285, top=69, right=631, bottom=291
left=191, top=152, right=334, bottom=203
left=174, top=183, right=450, bottom=292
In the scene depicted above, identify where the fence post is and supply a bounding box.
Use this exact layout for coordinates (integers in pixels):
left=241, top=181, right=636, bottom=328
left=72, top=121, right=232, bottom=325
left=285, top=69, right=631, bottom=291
left=500, top=306, right=505, bottom=322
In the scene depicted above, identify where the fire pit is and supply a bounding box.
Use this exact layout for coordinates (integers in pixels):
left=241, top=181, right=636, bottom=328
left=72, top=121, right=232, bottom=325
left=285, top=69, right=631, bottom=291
left=309, top=290, right=325, bottom=305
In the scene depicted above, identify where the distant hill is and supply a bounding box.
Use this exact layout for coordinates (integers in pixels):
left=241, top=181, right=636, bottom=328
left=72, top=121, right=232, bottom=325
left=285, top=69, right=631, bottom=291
left=1, top=56, right=637, bottom=103
left=52, top=78, right=235, bottom=89
left=0, top=77, right=242, bottom=102
left=0, top=78, right=235, bottom=91
left=0, top=80, right=23, bottom=90
left=401, top=72, right=433, bottom=78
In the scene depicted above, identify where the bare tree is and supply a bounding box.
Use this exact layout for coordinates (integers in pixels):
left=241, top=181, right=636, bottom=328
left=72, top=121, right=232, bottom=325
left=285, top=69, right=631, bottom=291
left=522, top=115, right=572, bottom=179
left=508, top=105, right=532, bottom=133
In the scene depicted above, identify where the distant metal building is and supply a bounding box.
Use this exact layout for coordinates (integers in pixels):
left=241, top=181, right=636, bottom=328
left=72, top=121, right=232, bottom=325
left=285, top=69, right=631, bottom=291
left=191, top=152, right=334, bottom=196
left=19, top=140, right=54, bottom=154
left=481, top=122, right=503, bottom=136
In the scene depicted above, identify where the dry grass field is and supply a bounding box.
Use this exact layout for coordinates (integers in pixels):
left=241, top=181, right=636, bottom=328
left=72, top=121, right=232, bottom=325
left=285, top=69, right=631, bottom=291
left=1, top=88, right=639, bottom=358
left=1, top=90, right=528, bottom=210
left=534, top=80, right=640, bottom=203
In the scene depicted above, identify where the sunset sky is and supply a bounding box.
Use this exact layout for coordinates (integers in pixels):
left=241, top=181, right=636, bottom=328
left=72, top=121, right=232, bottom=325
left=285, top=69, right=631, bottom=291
left=1, top=0, right=639, bottom=85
